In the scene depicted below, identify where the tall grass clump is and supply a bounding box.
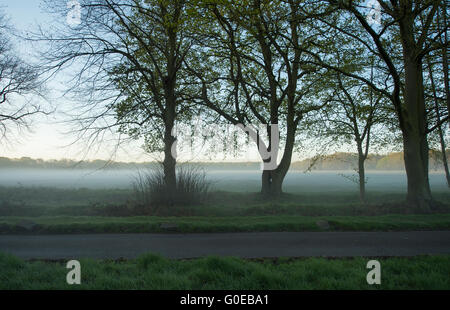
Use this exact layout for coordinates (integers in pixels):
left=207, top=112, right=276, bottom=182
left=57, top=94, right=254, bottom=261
left=133, top=164, right=210, bottom=212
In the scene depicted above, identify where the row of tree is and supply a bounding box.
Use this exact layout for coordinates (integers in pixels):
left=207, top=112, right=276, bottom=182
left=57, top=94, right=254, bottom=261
left=1, top=0, right=448, bottom=210
left=1, top=150, right=448, bottom=171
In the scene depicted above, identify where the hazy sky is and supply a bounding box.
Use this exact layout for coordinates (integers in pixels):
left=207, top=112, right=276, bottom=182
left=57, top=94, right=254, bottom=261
left=0, top=1, right=166, bottom=162
left=0, top=1, right=359, bottom=163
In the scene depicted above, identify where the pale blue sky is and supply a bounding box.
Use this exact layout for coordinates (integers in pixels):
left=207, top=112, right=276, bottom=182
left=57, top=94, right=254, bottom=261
left=0, top=1, right=150, bottom=161
left=0, top=1, right=45, bottom=27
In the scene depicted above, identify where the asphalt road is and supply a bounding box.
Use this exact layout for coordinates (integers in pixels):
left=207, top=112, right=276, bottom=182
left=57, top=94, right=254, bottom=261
left=1, top=231, right=449, bottom=259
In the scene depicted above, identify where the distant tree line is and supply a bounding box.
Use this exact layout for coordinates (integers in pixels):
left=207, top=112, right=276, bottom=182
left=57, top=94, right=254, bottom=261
left=292, top=150, right=450, bottom=171
left=1, top=150, right=449, bottom=171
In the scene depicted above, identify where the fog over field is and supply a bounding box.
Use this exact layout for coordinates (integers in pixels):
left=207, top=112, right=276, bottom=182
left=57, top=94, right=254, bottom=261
left=0, top=168, right=448, bottom=193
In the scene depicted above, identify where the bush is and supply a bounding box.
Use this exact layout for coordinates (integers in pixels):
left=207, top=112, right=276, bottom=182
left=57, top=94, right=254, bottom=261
left=133, top=164, right=210, bottom=212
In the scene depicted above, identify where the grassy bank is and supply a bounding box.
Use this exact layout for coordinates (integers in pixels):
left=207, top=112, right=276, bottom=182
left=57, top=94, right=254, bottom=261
left=1, top=186, right=450, bottom=217
left=1, top=214, right=450, bottom=234
left=1, top=186, right=449, bottom=234
left=1, top=252, right=448, bottom=289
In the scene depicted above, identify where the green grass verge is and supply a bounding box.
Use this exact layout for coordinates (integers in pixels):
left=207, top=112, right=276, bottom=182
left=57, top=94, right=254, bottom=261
left=2, top=186, right=449, bottom=217
left=1, top=214, right=450, bottom=234
left=1, top=252, right=449, bottom=289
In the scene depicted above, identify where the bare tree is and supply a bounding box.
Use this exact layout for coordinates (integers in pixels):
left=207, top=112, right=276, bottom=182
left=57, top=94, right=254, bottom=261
left=313, top=70, right=391, bottom=203
left=307, top=0, right=449, bottom=211
left=33, top=0, right=197, bottom=194
left=0, top=13, right=44, bottom=141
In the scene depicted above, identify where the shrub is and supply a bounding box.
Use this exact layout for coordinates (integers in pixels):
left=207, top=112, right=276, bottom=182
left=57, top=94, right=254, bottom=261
left=133, top=164, right=210, bottom=211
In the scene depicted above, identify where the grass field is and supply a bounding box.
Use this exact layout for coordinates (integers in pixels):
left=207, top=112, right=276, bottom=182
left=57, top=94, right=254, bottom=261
left=1, top=186, right=450, bottom=217
left=0, top=252, right=448, bottom=289
left=1, top=185, right=449, bottom=291
left=1, top=214, right=450, bottom=234
left=1, top=186, right=449, bottom=233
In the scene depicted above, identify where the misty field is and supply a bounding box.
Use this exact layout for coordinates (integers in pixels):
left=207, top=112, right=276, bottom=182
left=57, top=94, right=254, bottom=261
left=1, top=169, right=449, bottom=234
left=1, top=171, right=449, bottom=234
left=1, top=184, right=449, bottom=217
left=0, top=169, right=449, bottom=192
left=1, top=214, right=450, bottom=234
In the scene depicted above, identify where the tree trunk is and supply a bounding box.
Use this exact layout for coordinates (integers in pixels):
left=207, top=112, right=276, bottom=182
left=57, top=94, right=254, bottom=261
left=440, top=1, right=450, bottom=121
left=163, top=76, right=177, bottom=197
left=438, top=3, right=450, bottom=185
left=161, top=9, right=180, bottom=200
left=403, top=131, right=432, bottom=210
left=163, top=116, right=177, bottom=196
left=163, top=126, right=176, bottom=191
left=400, top=26, right=433, bottom=211
left=426, top=55, right=450, bottom=188
left=438, top=129, right=450, bottom=188
left=357, top=150, right=366, bottom=204
left=260, top=118, right=298, bottom=198
left=261, top=169, right=283, bottom=197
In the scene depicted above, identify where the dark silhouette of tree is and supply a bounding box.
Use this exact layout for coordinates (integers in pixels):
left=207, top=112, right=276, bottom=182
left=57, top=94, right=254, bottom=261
left=307, top=0, right=449, bottom=211
left=187, top=0, right=331, bottom=197
left=34, top=0, right=198, bottom=196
